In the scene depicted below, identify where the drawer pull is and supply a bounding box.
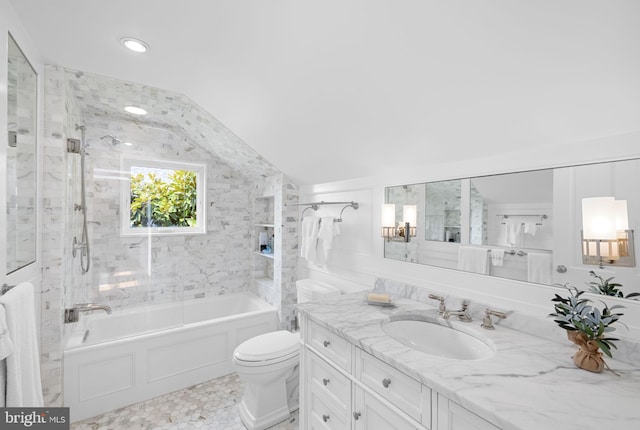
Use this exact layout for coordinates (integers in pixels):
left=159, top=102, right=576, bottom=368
left=322, top=414, right=330, bottom=423
left=322, top=378, right=330, bottom=386
left=323, top=340, right=331, bottom=347
left=353, top=411, right=361, bottom=421
left=382, top=378, right=392, bottom=388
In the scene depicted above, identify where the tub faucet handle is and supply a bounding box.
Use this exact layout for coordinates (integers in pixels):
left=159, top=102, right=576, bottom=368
left=64, top=303, right=112, bottom=324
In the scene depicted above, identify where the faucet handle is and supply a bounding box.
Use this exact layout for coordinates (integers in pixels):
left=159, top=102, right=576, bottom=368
left=481, top=308, right=507, bottom=330
left=428, top=294, right=446, bottom=314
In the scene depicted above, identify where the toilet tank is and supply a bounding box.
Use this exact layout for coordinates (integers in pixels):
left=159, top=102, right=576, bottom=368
left=296, top=279, right=342, bottom=304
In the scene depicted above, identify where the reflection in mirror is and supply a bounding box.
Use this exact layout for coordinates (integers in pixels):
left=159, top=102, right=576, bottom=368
left=383, top=158, right=640, bottom=300
left=425, top=179, right=461, bottom=243
left=469, top=170, right=553, bottom=250
left=6, top=33, right=37, bottom=274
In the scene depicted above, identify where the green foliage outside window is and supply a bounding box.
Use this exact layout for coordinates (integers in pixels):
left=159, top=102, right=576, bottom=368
left=130, top=169, right=197, bottom=228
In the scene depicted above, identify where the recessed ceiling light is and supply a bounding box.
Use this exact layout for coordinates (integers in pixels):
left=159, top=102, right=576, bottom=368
left=124, top=106, right=147, bottom=115
left=120, top=37, right=149, bottom=53
left=123, top=142, right=133, bottom=146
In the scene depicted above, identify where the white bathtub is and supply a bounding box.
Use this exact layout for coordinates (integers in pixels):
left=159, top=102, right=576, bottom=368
left=63, top=292, right=279, bottom=422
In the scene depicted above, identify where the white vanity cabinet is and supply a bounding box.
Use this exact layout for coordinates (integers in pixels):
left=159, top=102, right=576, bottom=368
left=300, top=319, right=502, bottom=430
left=437, top=395, right=500, bottom=430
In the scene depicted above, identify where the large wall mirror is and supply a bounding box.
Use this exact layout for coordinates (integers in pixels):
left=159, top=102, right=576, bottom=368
left=6, top=33, right=37, bottom=274
left=384, top=158, right=640, bottom=300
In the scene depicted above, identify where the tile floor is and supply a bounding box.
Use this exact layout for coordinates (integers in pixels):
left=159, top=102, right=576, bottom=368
left=71, top=373, right=298, bottom=430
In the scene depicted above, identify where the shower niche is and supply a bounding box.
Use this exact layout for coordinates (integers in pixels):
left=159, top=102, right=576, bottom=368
left=253, top=196, right=275, bottom=289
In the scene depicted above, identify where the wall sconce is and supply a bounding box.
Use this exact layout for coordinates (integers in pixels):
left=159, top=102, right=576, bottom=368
left=581, top=197, right=635, bottom=268
left=381, top=204, right=417, bottom=242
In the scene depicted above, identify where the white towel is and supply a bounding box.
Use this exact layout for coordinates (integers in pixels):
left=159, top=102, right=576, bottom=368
left=527, top=252, right=553, bottom=284
left=317, top=216, right=340, bottom=255
left=490, top=249, right=505, bottom=267
left=300, top=216, right=320, bottom=262
left=0, top=305, right=15, bottom=407
left=505, top=220, right=522, bottom=246
left=457, top=246, right=490, bottom=275
left=523, top=222, right=537, bottom=236
left=0, top=282, right=44, bottom=407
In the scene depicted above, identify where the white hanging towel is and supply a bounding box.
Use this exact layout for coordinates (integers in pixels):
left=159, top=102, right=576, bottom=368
left=0, top=305, right=15, bottom=406
left=457, top=246, right=490, bottom=275
left=527, top=252, right=553, bottom=284
left=317, top=216, right=340, bottom=255
left=300, top=216, right=320, bottom=262
left=505, top=220, right=522, bottom=246
left=490, top=249, right=505, bottom=267
left=313, top=217, right=341, bottom=266
left=523, top=222, right=537, bottom=236
left=0, top=282, right=44, bottom=407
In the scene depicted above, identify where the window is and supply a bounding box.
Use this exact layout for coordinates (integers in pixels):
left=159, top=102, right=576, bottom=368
left=121, top=157, right=206, bottom=236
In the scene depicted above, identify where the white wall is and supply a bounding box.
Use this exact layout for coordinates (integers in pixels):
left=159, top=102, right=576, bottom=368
left=299, top=131, right=640, bottom=340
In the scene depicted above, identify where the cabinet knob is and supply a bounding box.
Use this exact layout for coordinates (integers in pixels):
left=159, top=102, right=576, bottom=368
left=382, top=378, right=391, bottom=388
left=322, top=378, right=330, bottom=386
left=353, top=411, right=361, bottom=420
left=323, top=340, right=331, bottom=347
left=322, top=414, right=330, bottom=423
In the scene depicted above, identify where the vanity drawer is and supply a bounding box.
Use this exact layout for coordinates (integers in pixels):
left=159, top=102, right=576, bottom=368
left=355, top=348, right=429, bottom=424
left=308, top=386, right=349, bottom=430
left=309, top=350, right=350, bottom=410
left=308, top=321, right=351, bottom=371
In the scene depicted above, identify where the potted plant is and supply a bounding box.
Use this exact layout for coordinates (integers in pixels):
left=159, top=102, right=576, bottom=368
left=549, top=284, right=624, bottom=373
left=587, top=270, right=640, bottom=300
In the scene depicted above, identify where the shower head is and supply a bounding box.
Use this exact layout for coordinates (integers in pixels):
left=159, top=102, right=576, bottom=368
left=100, top=135, right=122, bottom=145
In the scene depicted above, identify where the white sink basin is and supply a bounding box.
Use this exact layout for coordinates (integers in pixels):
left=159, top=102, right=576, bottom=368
left=381, top=318, right=495, bottom=360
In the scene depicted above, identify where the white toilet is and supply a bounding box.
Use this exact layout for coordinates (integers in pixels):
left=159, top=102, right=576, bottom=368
left=232, top=279, right=341, bottom=430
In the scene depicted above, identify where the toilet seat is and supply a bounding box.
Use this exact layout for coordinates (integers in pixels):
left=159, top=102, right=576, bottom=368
left=234, top=331, right=299, bottom=367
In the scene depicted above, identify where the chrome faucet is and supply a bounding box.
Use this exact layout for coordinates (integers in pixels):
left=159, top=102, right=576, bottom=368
left=443, top=300, right=472, bottom=322
left=428, top=294, right=447, bottom=315
left=64, top=303, right=112, bottom=323
left=481, top=308, right=507, bottom=330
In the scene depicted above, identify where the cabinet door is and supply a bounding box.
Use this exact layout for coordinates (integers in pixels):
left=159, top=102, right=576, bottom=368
left=353, top=386, right=421, bottom=430
left=308, top=388, right=350, bottom=430
left=437, top=394, right=499, bottom=430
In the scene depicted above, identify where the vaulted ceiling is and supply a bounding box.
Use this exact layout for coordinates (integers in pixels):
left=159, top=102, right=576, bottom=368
left=10, top=0, right=640, bottom=184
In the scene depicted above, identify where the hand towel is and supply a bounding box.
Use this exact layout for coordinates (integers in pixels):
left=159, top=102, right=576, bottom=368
left=0, top=306, right=15, bottom=407
left=523, top=222, right=537, bottom=236
left=317, top=216, right=340, bottom=256
left=0, top=282, right=44, bottom=407
left=300, top=216, right=320, bottom=262
left=527, top=252, right=553, bottom=284
left=505, top=220, right=522, bottom=246
left=457, top=246, right=490, bottom=275
left=490, top=249, right=505, bottom=267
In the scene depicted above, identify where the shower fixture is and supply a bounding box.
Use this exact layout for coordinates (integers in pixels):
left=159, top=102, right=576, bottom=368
left=70, top=124, right=91, bottom=274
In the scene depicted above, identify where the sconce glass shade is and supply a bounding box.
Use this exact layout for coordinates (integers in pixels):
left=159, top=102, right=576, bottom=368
left=615, top=200, right=629, bottom=230
left=382, top=204, right=396, bottom=227
left=403, top=205, right=417, bottom=226
left=582, top=197, right=616, bottom=240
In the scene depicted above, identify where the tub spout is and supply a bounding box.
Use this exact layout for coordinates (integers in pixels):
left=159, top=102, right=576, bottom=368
left=64, top=303, right=112, bottom=324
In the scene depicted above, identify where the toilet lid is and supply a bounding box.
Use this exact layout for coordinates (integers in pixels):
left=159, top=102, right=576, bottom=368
left=234, top=330, right=299, bottom=362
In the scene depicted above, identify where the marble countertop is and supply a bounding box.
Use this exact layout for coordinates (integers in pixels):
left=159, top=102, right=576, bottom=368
left=297, top=293, right=640, bottom=430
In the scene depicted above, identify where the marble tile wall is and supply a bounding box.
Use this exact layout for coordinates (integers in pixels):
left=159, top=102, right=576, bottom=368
left=252, top=175, right=299, bottom=330
left=40, top=67, right=298, bottom=407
